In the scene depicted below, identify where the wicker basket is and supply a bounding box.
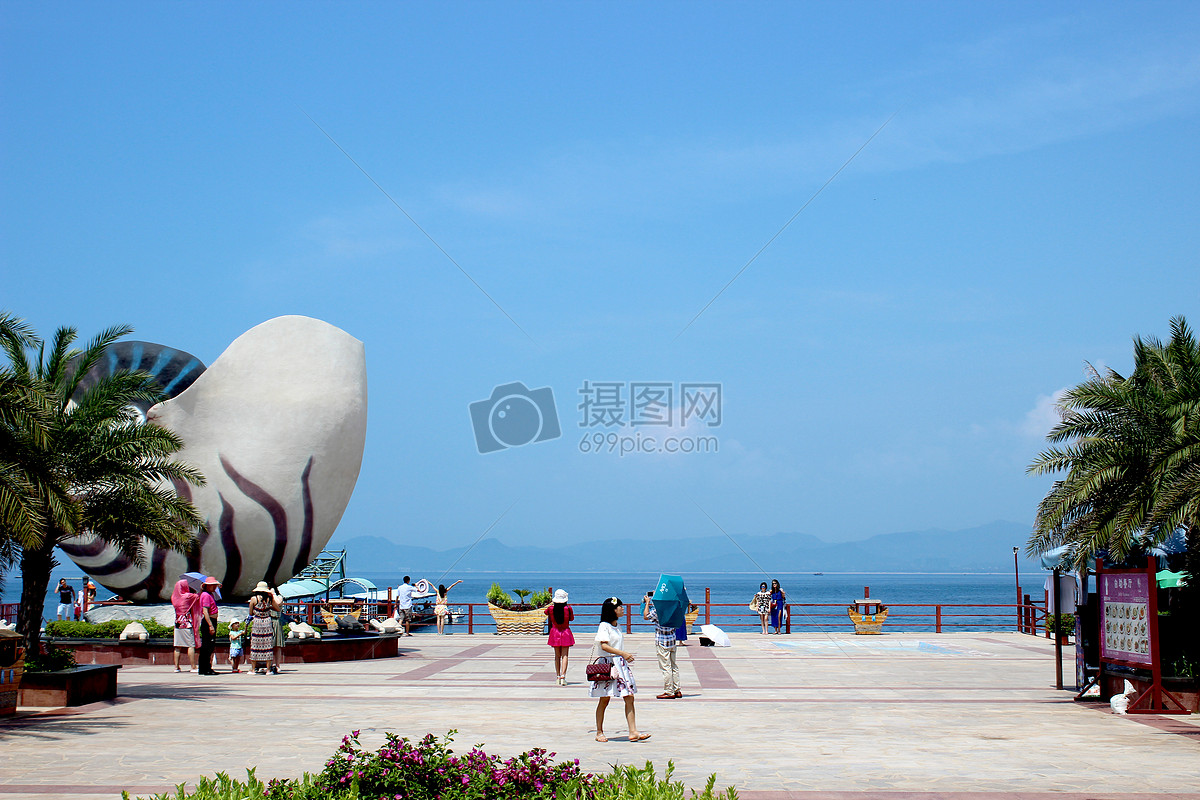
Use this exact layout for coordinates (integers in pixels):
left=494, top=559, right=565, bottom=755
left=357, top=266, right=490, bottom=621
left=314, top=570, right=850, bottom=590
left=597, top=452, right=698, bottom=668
left=847, top=606, right=888, bottom=634
left=0, top=629, right=24, bottom=717
left=487, top=603, right=547, bottom=635
left=684, top=608, right=700, bottom=634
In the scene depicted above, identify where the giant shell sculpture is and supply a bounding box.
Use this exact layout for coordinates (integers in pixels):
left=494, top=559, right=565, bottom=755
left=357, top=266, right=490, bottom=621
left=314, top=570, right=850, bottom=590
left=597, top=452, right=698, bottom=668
left=59, top=316, right=368, bottom=601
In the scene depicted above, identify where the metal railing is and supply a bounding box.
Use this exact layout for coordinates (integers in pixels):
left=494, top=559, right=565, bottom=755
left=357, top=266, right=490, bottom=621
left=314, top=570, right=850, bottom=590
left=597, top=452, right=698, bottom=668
left=276, top=596, right=1040, bottom=635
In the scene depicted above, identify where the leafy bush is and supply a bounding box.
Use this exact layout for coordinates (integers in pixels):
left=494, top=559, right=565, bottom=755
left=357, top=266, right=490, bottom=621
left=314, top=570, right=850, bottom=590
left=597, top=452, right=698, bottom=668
left=268, top=730, right=598, bottom=800
left=486, top=582, right=513, bottom=609
left=126, top=732, right=738, bottom=800
left=44, top=618, right=231, bottom=640
left=24, top=644, right=77, bottom=673
left=1044, top=613, right=1076, bottom=636
left=530, top=588, right=552, bottom=607
left=46, top=619, right=174, bottom=639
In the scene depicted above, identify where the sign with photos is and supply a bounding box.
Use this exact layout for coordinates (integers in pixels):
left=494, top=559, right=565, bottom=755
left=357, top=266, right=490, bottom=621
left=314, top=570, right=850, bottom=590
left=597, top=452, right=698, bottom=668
left=1098, top=569, right=1153, bottom=666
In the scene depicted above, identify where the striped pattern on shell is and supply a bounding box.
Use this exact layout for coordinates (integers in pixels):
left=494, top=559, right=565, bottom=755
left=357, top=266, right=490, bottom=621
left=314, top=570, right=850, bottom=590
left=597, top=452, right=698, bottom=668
left=59, top=316, right=368, bottom=602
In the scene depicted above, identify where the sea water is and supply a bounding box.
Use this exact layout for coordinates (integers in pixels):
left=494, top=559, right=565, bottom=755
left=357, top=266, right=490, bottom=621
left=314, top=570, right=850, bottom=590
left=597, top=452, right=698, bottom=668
left=5, top=569, right=1047, bottom=632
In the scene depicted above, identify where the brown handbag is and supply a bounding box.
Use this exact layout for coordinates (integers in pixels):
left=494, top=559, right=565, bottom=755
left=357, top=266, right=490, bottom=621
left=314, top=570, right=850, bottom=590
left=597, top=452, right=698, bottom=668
left=585, top=642, right=612, bottom=681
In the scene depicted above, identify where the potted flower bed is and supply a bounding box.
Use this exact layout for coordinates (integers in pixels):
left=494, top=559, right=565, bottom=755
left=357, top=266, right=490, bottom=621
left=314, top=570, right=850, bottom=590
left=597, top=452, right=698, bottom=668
left=485, top=585, right=551, bottom=634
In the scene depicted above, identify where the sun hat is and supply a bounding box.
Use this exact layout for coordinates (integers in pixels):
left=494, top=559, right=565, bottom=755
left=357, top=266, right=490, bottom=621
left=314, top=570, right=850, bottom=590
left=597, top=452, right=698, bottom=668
left=202, top=576, right=221, bottom=586
left=553, top=589, right=568, bottom=603
left=253, top=581, right=270, bottom=593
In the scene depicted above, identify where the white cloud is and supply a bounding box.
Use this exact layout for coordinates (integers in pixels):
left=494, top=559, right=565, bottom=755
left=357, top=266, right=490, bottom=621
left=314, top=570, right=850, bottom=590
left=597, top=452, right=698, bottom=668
left=1021, top=388, right=1070, bottom=440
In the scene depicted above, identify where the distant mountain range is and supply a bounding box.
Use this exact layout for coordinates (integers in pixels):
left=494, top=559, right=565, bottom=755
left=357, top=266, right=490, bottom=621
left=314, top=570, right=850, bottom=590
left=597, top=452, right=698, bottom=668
left=328, top=520, right=1040, bottom=574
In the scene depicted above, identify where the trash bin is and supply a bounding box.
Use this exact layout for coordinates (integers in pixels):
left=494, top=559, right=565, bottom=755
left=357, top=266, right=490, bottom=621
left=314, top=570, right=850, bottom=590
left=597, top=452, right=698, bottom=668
left=0, top=628, right=25, bottom=716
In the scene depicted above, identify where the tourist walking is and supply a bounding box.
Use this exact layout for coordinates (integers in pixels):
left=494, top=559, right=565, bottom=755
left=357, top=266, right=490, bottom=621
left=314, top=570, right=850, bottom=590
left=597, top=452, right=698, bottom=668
left=589, top=597, right=648, bottom=742
left=248, top=581, right=279, bottom=674
left=395, top=576, right=416, bottom=636
left=55, top=579, right=75, bottom=621
left=752, top=582, right=772, bottom=634
left=770, top=579, right=787, bottom=634
left=197, top=577, right=220, bottom=674
left=643, top=592, right=681, bottom=699
left=170, top=578, right=198, bottom=673
left=435, top=580, right=463, bottom=635
left=546, top=589, right=574, bottom=685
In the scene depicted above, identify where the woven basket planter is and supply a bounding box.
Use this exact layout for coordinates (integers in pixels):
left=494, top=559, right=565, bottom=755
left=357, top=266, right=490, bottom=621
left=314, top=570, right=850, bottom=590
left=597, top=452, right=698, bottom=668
left=0, top=630, right=23, bottom=717
left=847, top=606, right=888, bottom=634
left=487, top=603, right=546, bottom=635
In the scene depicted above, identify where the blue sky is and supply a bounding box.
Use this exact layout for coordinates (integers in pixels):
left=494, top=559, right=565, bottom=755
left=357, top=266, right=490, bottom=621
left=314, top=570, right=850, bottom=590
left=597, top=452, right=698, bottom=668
left=3, top=2, right=1198, bottom=554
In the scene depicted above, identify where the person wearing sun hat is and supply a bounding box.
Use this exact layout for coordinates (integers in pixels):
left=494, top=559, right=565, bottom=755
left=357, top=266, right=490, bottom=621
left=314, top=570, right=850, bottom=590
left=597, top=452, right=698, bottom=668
left=545, top=588, right=575, bottom=686
left=248, top=580, right=280, bottom=674
left=196, top=577, right=222, bottom=674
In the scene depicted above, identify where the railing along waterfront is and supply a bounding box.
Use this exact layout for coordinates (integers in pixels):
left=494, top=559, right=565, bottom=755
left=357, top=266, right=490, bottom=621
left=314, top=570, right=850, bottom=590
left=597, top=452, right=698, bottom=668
left=277, top=593, right=1049, bottom=636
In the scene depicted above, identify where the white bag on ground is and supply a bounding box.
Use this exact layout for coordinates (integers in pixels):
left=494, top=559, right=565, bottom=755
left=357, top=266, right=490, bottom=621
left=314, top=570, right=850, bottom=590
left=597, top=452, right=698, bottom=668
left=1110, top=679, right=1136, bottom=714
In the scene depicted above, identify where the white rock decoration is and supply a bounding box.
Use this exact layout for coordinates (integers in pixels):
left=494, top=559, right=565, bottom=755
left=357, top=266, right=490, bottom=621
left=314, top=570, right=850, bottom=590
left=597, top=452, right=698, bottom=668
left=370, top=617, right=402, bottom=634
left=288, top=621, right=320, bottom=639
left=119, top=621, right=149, bottom=641
left=59, top=316, right=368, bottom=601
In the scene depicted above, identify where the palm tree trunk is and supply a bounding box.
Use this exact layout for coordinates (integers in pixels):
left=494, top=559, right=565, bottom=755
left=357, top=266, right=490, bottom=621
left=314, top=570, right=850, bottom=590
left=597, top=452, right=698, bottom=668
left=17, top=541, right=56, bottom=654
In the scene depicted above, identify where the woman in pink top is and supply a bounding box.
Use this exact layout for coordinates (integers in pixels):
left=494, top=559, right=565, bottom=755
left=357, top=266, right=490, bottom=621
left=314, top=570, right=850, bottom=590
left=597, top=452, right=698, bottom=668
left=170, top=579, right=199, bottom=673
left=545, top=589, right=575, bottom=686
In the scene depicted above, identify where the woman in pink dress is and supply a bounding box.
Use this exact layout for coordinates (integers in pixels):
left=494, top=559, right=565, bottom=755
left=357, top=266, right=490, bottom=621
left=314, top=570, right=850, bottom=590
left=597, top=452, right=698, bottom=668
left=545, top=589, right=575, bottom=685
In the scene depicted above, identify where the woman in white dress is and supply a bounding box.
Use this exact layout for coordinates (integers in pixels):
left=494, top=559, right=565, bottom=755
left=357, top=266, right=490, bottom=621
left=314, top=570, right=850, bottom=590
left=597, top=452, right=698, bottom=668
left=589, top=597, right=649, bottom=742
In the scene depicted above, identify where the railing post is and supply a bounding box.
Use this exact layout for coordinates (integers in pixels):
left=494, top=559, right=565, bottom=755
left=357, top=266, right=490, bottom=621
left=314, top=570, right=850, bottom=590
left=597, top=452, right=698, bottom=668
left=936, top=605, right=942, bottom=634
left=1015, top=585, right=1022, bottom=632
left=785, top=604, right=791, bottom=634
left=705, top=587, right=711, bottom=625
left=625, top=603, right=632, bottom=634
left=468, top=604, right=474, bottom=635
left=1023, top=594, right=1032, bottom=634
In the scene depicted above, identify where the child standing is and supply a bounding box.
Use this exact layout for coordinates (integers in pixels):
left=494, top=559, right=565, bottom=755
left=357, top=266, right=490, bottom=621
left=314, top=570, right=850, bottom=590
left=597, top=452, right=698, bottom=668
left=228, top=620, right=244, bottom=673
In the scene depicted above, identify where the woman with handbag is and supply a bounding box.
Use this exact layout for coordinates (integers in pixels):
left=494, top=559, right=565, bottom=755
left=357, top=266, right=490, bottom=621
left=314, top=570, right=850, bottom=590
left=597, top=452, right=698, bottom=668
left=588, top=597, right=649, bottom=742
left=770, top=579, right=787, bottom=634
left=752, top=582, right=772, bottom=634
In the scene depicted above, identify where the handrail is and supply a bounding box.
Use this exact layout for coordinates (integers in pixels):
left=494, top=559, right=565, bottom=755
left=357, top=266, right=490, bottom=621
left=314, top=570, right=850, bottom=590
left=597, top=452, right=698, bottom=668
left=267, top=599, right=1044, bottom=635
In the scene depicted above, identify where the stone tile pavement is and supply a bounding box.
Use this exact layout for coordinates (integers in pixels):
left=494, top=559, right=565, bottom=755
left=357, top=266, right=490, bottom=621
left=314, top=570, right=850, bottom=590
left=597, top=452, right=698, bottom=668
left=0, top=632, right=1196, bottom=799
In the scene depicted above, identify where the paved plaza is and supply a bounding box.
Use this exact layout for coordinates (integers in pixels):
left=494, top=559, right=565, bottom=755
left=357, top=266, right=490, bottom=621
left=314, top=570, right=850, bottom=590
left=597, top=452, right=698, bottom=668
left=0, top=631, right=1197, bottom=799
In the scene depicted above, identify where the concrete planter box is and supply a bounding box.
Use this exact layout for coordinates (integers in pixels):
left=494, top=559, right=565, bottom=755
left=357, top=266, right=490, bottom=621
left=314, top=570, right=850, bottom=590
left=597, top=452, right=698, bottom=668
left=19, top=664, right=119, bottom=707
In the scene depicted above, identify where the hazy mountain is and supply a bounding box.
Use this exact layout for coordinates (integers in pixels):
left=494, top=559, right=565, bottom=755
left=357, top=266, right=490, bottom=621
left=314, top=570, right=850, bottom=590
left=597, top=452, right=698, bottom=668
left=328, top=520, right=1037, bottom=573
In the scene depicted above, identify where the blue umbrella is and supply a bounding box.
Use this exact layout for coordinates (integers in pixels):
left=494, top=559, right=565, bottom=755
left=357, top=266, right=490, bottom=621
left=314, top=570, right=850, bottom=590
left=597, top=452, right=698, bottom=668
left=181, top=572, right=206, bottom=591
left=652, top=574, right=690, bottom=630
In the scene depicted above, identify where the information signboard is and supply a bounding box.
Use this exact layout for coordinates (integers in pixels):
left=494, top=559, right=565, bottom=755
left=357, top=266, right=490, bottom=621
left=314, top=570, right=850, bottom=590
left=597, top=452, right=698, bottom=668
left=1095, top=562, right=1188, bottom=714
left=1099, top=569, right=1152, bottom=665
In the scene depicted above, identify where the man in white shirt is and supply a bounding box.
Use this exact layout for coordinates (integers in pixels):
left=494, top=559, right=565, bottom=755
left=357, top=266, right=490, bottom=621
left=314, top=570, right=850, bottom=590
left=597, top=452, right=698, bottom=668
left=395, top=576, right=416, bottom=636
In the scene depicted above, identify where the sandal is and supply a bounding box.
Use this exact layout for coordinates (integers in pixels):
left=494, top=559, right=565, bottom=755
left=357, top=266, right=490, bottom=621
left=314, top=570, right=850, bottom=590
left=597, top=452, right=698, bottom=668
left=631, top=733, right=652, bottom=742
left=594, top=734, right=608, bottom=742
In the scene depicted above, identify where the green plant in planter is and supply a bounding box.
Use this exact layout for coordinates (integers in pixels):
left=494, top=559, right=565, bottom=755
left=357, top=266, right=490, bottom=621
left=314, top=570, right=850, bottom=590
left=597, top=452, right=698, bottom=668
left=1044, top=613, right=1076, bottom=637
left=530, top=587, right=552, bottom=607
left=486, top=582, right=513, bottom=608
left=511, top=588, right=533, bottom=609
left=24, top=644, right=77, bottom=673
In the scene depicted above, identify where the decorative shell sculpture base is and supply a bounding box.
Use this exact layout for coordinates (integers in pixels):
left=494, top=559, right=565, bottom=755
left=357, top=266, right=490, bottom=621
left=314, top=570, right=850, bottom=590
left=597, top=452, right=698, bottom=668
left=59, top=316, right=368, bottom=602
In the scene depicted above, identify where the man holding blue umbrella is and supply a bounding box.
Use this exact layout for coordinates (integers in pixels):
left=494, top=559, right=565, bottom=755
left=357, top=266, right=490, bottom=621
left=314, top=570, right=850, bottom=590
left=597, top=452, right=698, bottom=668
left=643, top=574, right=688, bottom=699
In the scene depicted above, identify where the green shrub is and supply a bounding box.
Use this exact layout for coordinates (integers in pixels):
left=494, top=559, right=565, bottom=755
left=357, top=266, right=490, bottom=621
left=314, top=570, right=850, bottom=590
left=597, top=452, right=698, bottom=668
left=125, top=732, right=738, bottom=800
left=530, top=588, right=553, bottom=607
left=486, top=582, right=513, bottom=609
left=45, top=618, right=178, bottom=640
left=24, top=644, right=77, bottom=673
left=1044, top=613, right=1076, bottom=636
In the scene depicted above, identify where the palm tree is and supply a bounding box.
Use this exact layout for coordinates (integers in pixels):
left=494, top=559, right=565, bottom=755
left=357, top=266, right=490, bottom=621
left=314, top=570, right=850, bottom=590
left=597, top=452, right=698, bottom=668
left=0, top=319, right=205, bottom=652
left=1028, top=316, right=1200, bottom=583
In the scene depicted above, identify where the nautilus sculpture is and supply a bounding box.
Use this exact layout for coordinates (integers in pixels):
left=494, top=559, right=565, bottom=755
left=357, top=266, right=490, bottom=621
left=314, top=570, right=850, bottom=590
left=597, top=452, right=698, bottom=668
left=59, top=316, right=368, bottom=601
